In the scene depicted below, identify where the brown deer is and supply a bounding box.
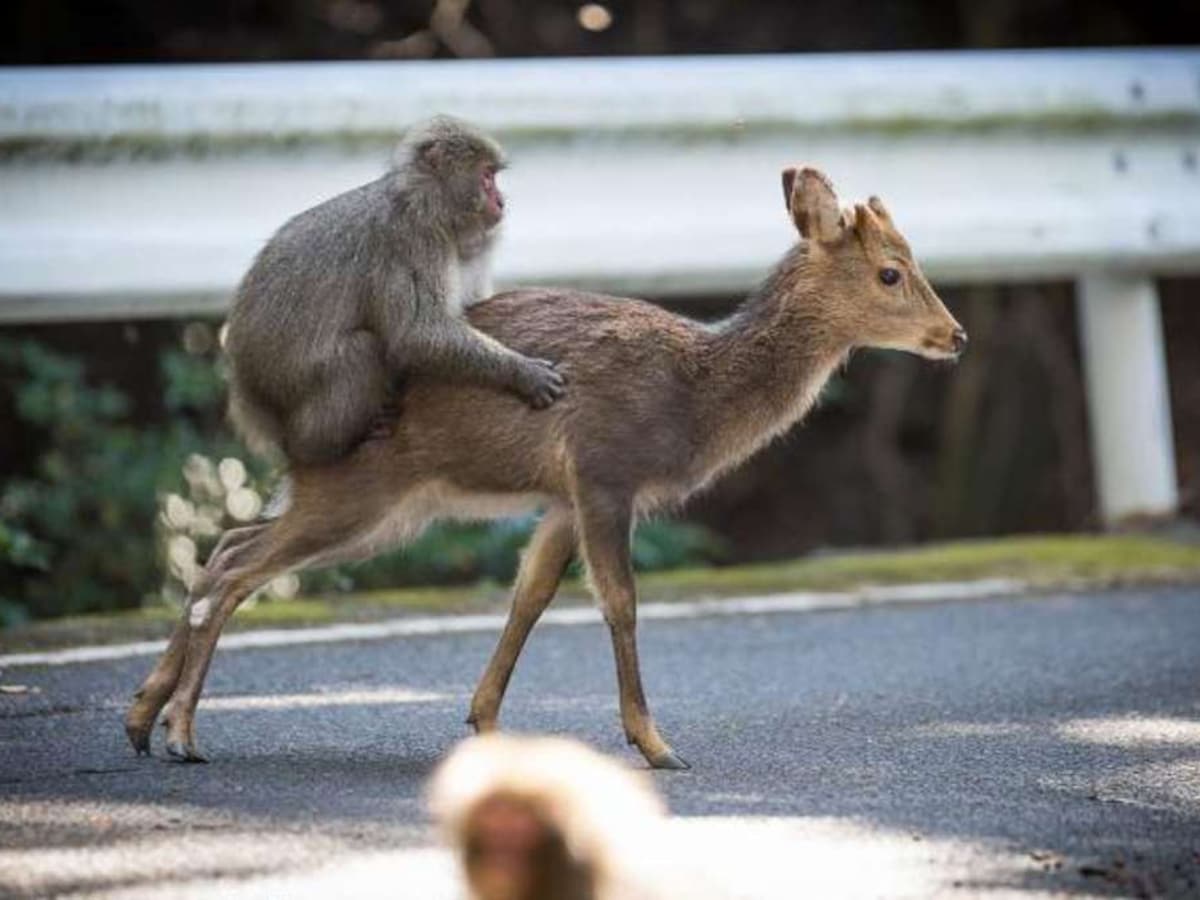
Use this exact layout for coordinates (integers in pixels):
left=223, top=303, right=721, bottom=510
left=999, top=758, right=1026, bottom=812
left=125, top=167, right=965, bottom=769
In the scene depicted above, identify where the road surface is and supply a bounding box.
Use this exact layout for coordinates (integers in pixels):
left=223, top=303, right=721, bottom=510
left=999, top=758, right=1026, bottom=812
left=2, top=585, right=1198, bottom=898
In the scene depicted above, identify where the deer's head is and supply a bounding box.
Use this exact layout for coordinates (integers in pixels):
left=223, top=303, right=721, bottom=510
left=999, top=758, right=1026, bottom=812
left=782, top=166, right=966, bottom=360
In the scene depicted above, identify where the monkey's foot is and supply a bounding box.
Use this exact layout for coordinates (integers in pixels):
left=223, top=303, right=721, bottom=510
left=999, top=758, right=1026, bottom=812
left=647, top=748, right=691, bottom=771
left=365, top=421, right=395, bottom=442
left=165, top=740, right=210, bottom=764
left=364, top=398, right=402, bottom=442
left=365, top=407, right=399, bottom=441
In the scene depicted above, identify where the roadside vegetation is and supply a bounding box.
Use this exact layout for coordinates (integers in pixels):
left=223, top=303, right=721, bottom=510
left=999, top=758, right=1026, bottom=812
left=3, top=532, right=1196, bottom=654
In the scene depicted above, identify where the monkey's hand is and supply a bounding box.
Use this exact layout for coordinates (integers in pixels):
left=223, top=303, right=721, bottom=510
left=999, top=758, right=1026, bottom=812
left=514, top=357, right=566, bottom=409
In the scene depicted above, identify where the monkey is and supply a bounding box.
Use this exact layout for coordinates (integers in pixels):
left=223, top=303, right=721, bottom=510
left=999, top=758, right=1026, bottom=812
left=429, top=735, right=667, bottom=900
left=223, top=115, right=566, bottom=467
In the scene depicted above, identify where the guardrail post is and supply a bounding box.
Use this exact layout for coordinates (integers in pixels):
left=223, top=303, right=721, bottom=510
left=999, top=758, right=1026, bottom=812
left=1076, top=273, right=1178, bottom=525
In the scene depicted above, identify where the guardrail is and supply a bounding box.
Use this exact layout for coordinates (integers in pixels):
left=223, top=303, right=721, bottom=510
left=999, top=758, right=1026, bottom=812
left=1, top=49, right=1197, bottom=524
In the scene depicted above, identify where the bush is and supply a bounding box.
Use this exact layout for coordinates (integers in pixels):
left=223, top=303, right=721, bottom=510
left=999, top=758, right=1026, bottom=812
left=0, top=332, right=723, bottom=622
left=0, top=335, right=252, bottom=618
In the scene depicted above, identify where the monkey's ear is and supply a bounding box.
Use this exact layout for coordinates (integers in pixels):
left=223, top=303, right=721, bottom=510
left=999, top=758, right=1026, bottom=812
left=416, top=140, right=447, bottom=172
left=785, top=166, right=844, bottom=243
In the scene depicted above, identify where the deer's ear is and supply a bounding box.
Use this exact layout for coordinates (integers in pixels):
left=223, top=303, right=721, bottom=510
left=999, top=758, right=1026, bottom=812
left=781, top=167, right=799, bottom=213
left=786, top=166, right=843, bottom=243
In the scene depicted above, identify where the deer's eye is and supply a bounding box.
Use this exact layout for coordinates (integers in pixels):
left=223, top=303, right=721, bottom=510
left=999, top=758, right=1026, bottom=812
left=879, top=267, right=902, bottom=286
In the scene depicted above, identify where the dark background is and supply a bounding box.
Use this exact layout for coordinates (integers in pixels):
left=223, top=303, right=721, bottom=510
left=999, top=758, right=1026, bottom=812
left=2, top=0, right=1198, bottom=64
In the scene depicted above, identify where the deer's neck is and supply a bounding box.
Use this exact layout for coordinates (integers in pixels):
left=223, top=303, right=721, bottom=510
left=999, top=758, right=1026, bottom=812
left=697, top=247, right=850, bottom=476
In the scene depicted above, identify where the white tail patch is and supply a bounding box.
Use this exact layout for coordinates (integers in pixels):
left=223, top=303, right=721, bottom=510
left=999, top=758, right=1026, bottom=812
left=189, top=596, right=213, bottom=627
left=262, top=476, right=293, bottom=519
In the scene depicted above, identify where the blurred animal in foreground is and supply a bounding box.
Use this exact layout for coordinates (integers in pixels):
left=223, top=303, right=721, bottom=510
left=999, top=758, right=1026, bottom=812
left=126, top=166, right=965, bottom=766
left=429, top=734, right=665, bottom=900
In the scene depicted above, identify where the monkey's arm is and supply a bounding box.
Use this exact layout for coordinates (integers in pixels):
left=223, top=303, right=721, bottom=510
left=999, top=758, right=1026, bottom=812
left=377, top=269, right=565, bottom=409
left=409, top=317, right=566, bottom=409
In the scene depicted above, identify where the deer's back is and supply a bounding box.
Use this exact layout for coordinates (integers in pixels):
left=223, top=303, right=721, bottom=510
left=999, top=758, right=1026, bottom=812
left=360, top=289, right=708, bottom=500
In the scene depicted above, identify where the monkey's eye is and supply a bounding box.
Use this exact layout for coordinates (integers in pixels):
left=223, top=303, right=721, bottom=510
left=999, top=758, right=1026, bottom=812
left=879, top=267, right=902, bottom=286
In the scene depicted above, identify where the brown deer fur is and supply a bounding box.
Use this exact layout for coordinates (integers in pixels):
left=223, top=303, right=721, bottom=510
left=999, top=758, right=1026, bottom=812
left=125, top=167, right=965, bottom=768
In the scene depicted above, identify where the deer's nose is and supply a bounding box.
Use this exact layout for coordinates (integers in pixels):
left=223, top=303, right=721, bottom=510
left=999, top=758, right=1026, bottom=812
left=952, top=328, right=969, bottom=354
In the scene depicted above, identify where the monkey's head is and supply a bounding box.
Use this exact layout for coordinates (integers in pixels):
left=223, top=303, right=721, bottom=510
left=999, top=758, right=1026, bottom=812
left=400, top=115, right=508, bottom=233
left=430, top=735, right=666, bottom=900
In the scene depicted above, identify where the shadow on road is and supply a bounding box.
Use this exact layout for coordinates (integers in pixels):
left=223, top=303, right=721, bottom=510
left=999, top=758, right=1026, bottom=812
left=2, top=587, right=1199, bottom=896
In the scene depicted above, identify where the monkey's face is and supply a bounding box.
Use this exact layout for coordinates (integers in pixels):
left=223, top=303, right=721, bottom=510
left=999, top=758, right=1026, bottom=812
left=464, top=793, right=563, bottom=900
left=479, top=163, right=505, bottom=228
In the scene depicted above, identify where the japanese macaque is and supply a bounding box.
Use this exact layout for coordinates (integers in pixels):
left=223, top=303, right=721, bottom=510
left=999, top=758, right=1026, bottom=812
left=429, top=735, right=665, bottom=900
left=224, top=115, right=565, bottom=467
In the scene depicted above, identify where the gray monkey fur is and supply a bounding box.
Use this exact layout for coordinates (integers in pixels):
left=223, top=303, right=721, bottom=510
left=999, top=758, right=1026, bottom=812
left=224, top=115, right=565, bottom=467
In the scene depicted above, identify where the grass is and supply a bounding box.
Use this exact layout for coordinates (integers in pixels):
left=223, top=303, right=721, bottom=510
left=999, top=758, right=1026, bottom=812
left=636, top=533, right=1200, bottom=599
left=2, top=533, right=1198, bottom=655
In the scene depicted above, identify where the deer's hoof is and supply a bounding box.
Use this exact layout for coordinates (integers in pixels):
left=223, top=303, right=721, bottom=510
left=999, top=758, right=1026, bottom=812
left=648, top=749, right=691, bottom=771
left=165, top=740, right=209, bottom=764
left=465, top=714, right=497, bottom=735
left=125, top=723, right=153, bottom=756
left=124, top=710, right=156, bottom=756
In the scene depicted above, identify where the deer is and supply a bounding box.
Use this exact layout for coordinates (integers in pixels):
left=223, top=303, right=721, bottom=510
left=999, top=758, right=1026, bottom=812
left=124, top=167, right=966, bottom=770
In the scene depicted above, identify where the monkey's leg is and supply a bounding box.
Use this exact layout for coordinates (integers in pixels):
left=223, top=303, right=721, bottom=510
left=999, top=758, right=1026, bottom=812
left=575, top=489, right=689, bottom=771
left=123, top=523, right=271, bottom=755
left=284, top=331, right=390, bottom=466
left=468, top=507, right=575, bottom=733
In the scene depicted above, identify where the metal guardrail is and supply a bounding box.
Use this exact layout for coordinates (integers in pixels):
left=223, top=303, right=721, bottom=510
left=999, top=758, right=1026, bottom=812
left=1, top=49, right=1197, bottom=523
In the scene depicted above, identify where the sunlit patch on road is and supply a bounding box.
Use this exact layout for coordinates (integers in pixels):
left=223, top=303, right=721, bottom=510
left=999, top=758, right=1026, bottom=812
left=1057, top=715, right=1200, bottom=748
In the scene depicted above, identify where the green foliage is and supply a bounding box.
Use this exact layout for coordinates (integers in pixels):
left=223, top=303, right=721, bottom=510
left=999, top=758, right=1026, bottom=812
left=308, top=517, right=725, bottom=594
left=1, top=333, right=723, bottom=623
left=0, top=336, right=243, bottom=619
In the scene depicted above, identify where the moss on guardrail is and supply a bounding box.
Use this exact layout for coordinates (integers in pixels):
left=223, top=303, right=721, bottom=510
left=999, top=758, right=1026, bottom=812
left=3, top=110, right=1197, bottom=163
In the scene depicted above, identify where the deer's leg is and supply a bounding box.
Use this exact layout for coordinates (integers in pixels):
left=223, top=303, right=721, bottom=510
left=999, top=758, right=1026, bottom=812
left=124, top=616, right=189, bottom=756
left=161, top=512, right=380, bottom=763
left=123, top=522, right=272, bottom=756
left=201, top=522, right=272, bottom=580
left=468, top=506, right=575, bottom=733
left=575, top=491, right=688, bottom=771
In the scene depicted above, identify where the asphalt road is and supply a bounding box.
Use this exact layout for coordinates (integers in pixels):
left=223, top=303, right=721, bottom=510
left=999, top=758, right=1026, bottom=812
left=2, top=585, right=1199, bottom=898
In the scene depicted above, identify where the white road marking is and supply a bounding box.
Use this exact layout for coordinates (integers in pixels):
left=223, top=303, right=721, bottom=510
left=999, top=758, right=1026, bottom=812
left=200, top=687, right=446, bottom=710
left=0, top=579, right=1022, bottom=669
